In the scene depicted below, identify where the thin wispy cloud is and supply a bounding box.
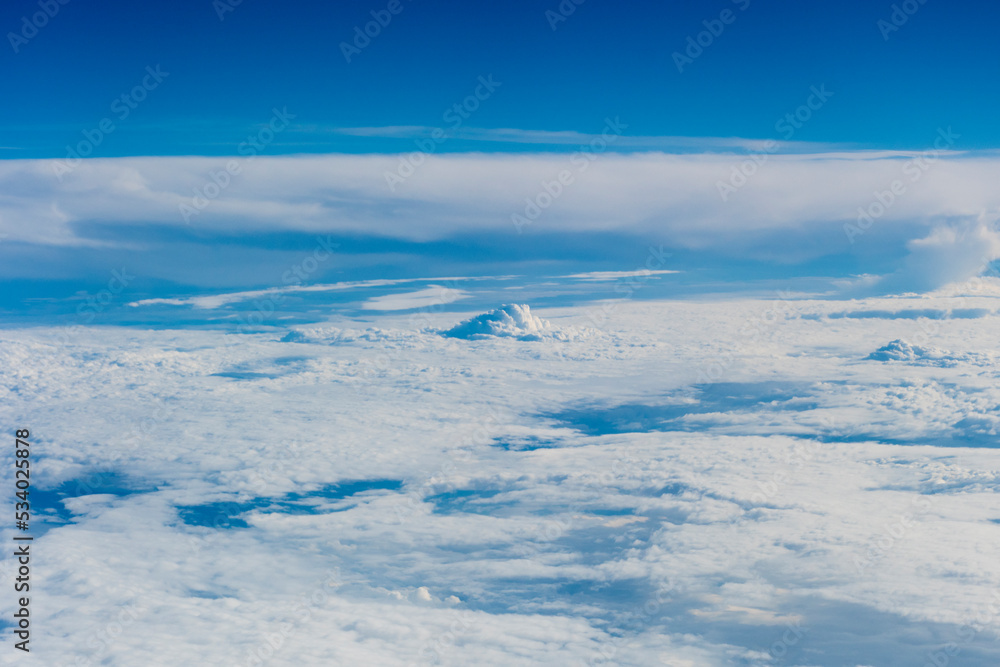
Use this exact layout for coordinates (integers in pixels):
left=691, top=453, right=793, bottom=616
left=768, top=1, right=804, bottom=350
left=327, top=125, right=848, bottom=152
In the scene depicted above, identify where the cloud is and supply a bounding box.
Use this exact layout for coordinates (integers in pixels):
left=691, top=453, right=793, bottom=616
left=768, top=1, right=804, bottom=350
left=4, top=149, right=1000, bottom=293
left=129, top=279, right=421, bottom=309
left=8, top=294, right=1000, bottom=664
left=881, top=218, right=1000, bottom=293
left=567, top=269, right=680, bottom=281
left=361, top=286, right=469, bottom=311
left=327, top=125, right=839, bottom=152
left=443, top=304, right=550, bottom=340
left=1, top=151, right=997, bottom=246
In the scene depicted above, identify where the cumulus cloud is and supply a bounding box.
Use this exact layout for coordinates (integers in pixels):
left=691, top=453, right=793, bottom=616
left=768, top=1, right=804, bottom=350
left=442, top=304, right=550, bottom=340
left=872, top=216, right=1000, bottom=294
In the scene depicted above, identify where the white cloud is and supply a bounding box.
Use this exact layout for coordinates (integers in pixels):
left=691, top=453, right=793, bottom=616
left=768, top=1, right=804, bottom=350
left=361, top=286, right=469, bottom=311
left=567, top=269, right=680, bottom=281
left=6, top=294, right=1000, bottom=664
left=3, top=151, right=1000, bottom=250
left=877, top=218, right=1000, bottom=293
left=128, top=278, right=488, bottom=309
left=5, top=150, right=1000, bottom=294
left=129, top=279, right=414, bottom=309
left=443, top=304, right=550, bottom=340
left=327, top=125, right=837, bottom=152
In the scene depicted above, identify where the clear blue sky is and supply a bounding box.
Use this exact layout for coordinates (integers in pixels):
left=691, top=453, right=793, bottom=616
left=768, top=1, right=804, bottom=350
left=3, top=0, right=1000, bottom=156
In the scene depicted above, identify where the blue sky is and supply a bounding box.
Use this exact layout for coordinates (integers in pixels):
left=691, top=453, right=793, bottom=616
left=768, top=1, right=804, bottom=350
left=3, top=0, right=1000, bottom=155
left=7, top=7, right=1000, bottom=660
left=3, top=0, right=1000, bottom=320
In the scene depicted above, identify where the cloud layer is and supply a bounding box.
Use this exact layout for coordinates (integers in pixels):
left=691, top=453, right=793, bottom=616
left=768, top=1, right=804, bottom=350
left=5, top=294, right=1000, bottom=665
left=3, top=149, right=1000, bottom=295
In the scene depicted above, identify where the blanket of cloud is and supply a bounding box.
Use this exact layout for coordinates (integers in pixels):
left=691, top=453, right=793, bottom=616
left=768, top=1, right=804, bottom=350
left=4, top=283, right=1000, bottom=666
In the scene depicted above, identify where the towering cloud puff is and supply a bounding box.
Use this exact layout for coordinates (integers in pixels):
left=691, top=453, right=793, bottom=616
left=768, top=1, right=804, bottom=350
left=443, top=304, right=550, bottom=340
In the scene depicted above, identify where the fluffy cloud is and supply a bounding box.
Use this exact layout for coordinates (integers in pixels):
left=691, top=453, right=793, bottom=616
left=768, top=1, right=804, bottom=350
left=5, top=294, right=1000, bottom=664
left=874, top=217, right=1000, bottom=293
